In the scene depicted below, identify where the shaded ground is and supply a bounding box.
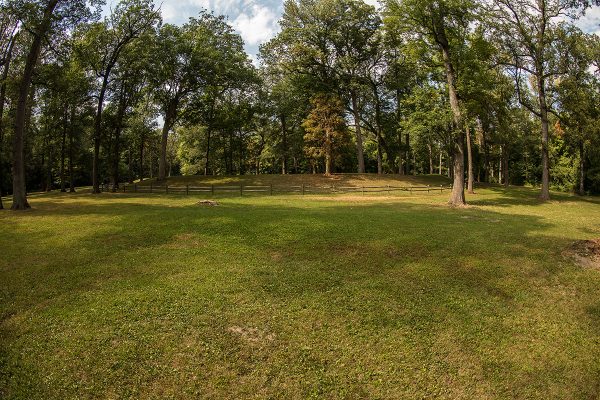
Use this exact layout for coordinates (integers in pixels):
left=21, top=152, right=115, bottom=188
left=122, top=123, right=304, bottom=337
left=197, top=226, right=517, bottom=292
left=1, top=186, right=600, bottom=399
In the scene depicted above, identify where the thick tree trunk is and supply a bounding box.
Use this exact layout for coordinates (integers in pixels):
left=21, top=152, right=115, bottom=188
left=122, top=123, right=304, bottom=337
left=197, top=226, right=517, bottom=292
left=159, top=100, right=177, bottom=181
left=440, top=42, right=465, bottom=206
left=350, top=90, right=365, bottom=173
left=0, top=31, right=17, bottom=209
left=579, top=140, right=585, bottom=195
left=466, top=125, right=474, bottom=194
left=12, top=1, right=58, bottom=209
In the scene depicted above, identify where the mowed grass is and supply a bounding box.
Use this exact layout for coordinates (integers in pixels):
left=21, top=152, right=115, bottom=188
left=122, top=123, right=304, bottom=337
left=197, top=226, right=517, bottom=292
left=133, top=173, right=451, bottom=187
left=1, top=179, right=600, bottom=399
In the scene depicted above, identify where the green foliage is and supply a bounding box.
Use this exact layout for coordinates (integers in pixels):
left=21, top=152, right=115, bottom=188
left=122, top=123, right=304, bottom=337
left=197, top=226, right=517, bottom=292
left=302, top=93, right=350, bottom=174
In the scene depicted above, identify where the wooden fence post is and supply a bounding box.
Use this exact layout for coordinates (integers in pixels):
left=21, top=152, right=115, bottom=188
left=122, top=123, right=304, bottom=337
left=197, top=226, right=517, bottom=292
left=428, top=185, right=430, bottom=193
left=150, top=183, right=153, bottom=193
left=186, top=185, right=189, bottom=195
left=270, top=184, right=273, bottom=195
left=240, top=185, right=243, bottom=196
left=211, top=184, right=214, bottom=195
left=134, top=183, right=137, bottom=193
left=302, top=184, right=305, bottom=195
left=440, top=185, right=443, bottom=193
left=166, top=184, right=169, bottom=194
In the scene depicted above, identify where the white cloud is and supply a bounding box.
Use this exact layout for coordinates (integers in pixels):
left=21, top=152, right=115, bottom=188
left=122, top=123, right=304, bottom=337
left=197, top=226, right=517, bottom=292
left=232, top=4, right=279, bottom=45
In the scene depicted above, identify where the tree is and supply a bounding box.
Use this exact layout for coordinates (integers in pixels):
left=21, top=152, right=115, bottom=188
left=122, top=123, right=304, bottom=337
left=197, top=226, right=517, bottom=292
left=554, top=29, right=600, bottom=194
left=0, top=9, right=19, bottom=209
left=385, top=0, right=477, bottom=206
left=302, top=93, right=348, bottom=175
left=489, top=0, right=599, bottom=200
left=77, top=0, right=159, bottom=194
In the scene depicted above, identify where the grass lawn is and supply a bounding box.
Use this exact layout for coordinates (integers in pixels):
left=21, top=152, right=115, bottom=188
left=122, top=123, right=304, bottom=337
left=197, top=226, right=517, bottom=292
left=1, top=176, right=600, bottom=399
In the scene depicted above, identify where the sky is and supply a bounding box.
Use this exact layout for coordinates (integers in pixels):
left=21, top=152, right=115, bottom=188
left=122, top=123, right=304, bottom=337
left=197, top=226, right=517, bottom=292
left=104, top=0, right=600, bottom=64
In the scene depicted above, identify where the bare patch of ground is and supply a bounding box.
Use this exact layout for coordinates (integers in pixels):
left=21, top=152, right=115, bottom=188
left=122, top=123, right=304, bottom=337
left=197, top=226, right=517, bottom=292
left=196, top=200, right=219, bottom=206
left=564, top=239, right=600, bottom=269
left=227, top=326, right=275, bottom=344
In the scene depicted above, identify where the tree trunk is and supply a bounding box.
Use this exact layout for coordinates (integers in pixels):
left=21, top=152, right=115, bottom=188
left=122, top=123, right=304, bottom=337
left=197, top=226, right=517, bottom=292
left=46, top=145, right=53, bottom=192
left=60, top=106, right=67, bottom=192
left=111, top=125, right=122, bottom=192
left=579, top=140, right=585, bottom=195
left=204, top=125, right=212, bottom=176
left=405, top=133, right=410, bottom=175
left=128, top=148, right=134, bottom=184
left=439, top=149, right=442, bottom=175
left=0, top=31, right=17, bottom=209
left=466, top=125, right=474, bottom=194
left=350, top=89, right=365, bottom=173
left=376, top=131, right=383, bottom=175
left=280, top=114, right=288, bottom=174
left=139, top=135, right=144, bottom=182
left=440, top=42, right=465, bottom=206
left=537, top=76, right=550, bottom=200
left=111, top=87, right=128, bottom=191
left=396, top=89, right=404, bottom=175
left=238, top=129, right=244, bottom=175
left=159, top=100, right=177, bottom=181
left=428, top=142, right=433, bottom=175
left=68, top=106, right=76, bottom=192
left=92, top=73, right=111, bottom=194
left=503, top=147, right=509, bottom=188
left=12, top=1, right=59, bottom=209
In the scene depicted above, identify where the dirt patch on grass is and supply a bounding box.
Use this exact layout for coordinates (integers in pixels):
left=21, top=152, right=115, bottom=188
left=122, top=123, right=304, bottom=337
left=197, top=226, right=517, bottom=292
left=197, top=200, right=219, bottom=206
left=564, top=239, right=600, bottom=269
left=227, top=326, right=275, bottom=344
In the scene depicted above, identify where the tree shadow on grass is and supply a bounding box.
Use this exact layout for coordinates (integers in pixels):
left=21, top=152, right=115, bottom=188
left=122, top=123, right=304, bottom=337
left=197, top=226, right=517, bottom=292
left=469, top=185, right=600, bottom=208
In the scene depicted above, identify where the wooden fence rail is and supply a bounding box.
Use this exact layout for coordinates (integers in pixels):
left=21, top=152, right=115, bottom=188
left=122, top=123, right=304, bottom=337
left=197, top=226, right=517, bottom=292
left=101, top=183, right=451, bottom=196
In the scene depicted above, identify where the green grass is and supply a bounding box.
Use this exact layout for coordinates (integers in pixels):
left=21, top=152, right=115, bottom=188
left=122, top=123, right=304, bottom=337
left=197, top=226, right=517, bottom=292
left=132, top=172, right=452, bottom=187
left=1, top=179, right=600, bottom=399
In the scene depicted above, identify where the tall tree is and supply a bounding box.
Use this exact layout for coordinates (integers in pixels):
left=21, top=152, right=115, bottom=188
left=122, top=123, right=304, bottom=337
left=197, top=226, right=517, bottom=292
left=78, top=0, right=158, bottom=194
left=386, top=0, right=477, bottom=206
left=490, top=0, right=599, bottom=200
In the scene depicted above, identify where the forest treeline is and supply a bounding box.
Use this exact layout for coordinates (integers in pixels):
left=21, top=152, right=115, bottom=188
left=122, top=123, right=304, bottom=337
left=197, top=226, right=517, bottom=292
left=0, top=0, right=599, bottom=209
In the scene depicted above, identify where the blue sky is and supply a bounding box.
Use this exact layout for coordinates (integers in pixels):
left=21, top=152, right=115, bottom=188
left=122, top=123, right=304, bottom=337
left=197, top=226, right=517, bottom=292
left=104, top=0, right=599, bottom=62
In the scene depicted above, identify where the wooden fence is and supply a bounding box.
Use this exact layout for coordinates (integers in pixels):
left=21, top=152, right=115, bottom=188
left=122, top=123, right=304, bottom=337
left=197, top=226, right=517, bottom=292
left=101, top=183, right=452, bottom=196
